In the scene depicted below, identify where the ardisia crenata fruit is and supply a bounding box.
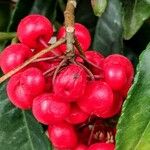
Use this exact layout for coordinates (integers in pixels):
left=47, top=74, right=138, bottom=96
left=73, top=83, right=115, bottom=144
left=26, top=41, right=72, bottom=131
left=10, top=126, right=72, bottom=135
left=65, top=103, right=89, bottom=124
left=54, top=64, right=87, bottom=102
left=104, top=63, right=127, bottom=91
left=48, top=122, right=78, bottom=149
left=32, top=93, right=70, bottom=125
left=88, top=143, right=115, bottom=150
left=84, top=51, right=104, bottom=75
left=0, top=43, right=32, bottom=73
left=17, top=14, right=53, bottom=49
left=7, top=68, right=46, bottom=109
left=78, top=81, right=114, bottom=118
left=74, top=144, right=88, bottom=150
left=57, top=23, right=91, bottom=53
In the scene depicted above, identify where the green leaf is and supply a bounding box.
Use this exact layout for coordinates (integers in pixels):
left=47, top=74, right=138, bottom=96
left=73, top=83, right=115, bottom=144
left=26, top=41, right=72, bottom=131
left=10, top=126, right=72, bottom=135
left=8, top=0, right=57, bottom=32
left=31, top=0, right=57, bottom=22
left=116, top=42, right=150, bottom=150
left=92, top=0, right=123, bottom=56
left=7, top=0, right=35, bottom=32
left=91, top=0, right=107, bottom=17
left=0, top=82, right=51, bottom=150
left=123, top=0, right=150, bottom=40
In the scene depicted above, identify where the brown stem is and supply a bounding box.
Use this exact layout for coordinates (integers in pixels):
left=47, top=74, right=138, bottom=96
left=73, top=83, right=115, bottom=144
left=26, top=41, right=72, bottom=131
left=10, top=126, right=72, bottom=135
left=76, top=61, right=95, bottom=80
left=39, top=38, right=59, bottom=56
left=88, top=123, right=96, bottom=145
left=52, top=58, right=67, bottom=85
left=33, top=56, right=63, bottom=63
left=0, top=38, right=66, bottom=84
left=79, top=54, right=103, bottom=71
left=64, top=0, right=76, bottom=55
left=74, top=36, right=85, bottom=57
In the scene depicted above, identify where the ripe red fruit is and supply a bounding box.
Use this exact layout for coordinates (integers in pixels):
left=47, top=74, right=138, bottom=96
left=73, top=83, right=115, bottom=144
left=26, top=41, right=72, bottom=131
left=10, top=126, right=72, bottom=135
left=0, top=43, right=32, bottom=73
left=104, top=64, right=127, bottom=91
left=85, top=51, right=104, bottom=75
left=17, top=14, right=53, bottom=49
left=48, top=123, right=78, bottom=149
left=66, top=103, right=89, bottom=124
left=7, top=73, right=34, bottom=109
left=7, top=68, right=45, bottom=109
left=78, top=81, right=114, bottom=118
left=20, top=67, right=46, bottom=95
left=88, top=143, right=115, bottom=150
left=104, top=54, right=134, bottom=83
left=94, top=92, right=123, bottom=118
left=32, top=93, right=70, bottom=125
left=74, top=144, right=88, bottom=150
left=57, top=23, right=91, bottom=53
left=54, top=64, right=87, bottom=102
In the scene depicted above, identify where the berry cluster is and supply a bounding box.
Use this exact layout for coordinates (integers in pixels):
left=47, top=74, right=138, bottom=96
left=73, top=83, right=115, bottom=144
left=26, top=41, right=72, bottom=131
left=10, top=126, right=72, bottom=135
left=0, top=14, right=134, bottom=150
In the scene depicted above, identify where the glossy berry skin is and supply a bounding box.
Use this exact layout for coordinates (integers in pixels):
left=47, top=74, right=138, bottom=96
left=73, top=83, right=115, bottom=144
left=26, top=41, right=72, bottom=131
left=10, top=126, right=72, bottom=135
left=32, top=94, right=70, bottom=125
left=88, top=143, right=115, bottom=150
left=78, top=81, right=114, bottom=118
left=7, top=68, right=46, bottom=109
left=17, top=14, right=53, bottom=49
left=48, top=123, right=78, bottom=149
left=0, top=43, right=32, bottom=73
left=95, top=92, right=123, bottom=118
left=85, top=51, right=104, bottom=75
left=66, top=103, right=89, bottom=124
left=57, top=23, right=91, bottom=53
left=104, top=54, right=134, bottom=96
left=20, top=67, right=46, bottom=95
left=74, top=144, right=88, bottom=150
left=54, top=64, right=87, bottom=102
left=104, top=64, right=127, bottom=91
left=7, top=73, right=34, bottom=109
left=104, top=54, right=134, bottom=83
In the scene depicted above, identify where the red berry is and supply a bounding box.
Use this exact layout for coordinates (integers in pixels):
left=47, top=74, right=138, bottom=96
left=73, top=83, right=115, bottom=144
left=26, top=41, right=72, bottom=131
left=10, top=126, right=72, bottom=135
left=85, top=51, right=104, bottom=75
left=74, top=144, right=88, bottom=150
left=104, top=64, right=127, bottom=91
left=48, top=123, right=78, bottom=149
left=78, top=81, right=114, bottom=118
left=94, top=92, right=123, bottom=118
left=104, top=54, right=134, bottom=83
left=17, top=14, right=53, bottom=49
left=7, top=68, right=45, bottom=109
left=66, top=103, right=89, bottom=124
left=88, top=143, right=115, bottom=150
left=0, top=43, right=32, bottom=73
left=7, top=73, right=33, bottom=109
left=54, top=64, right=87, bottom=102
left=32, top=93, right=70, bottom=125
left=57, top=23, right=91, bottom=53
left=20, top=67, right=46, bottom=95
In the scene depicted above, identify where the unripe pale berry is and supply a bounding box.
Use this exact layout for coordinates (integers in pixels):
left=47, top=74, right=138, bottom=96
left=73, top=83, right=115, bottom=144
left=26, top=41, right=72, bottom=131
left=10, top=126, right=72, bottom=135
left=32, top=93, right=70, bottom=125
left=0, top=43, right=32, bottom=73
left=57, top=23, right=91, bottom=53
left=88, top=143, right=115, bottom=150
left=54, top=64, right=87, bottom=102
left=17, top=14, right=53, bottom=49
left=78, top=81, right=114, bottom=118
left=48, top=123, right=78, bottom=149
